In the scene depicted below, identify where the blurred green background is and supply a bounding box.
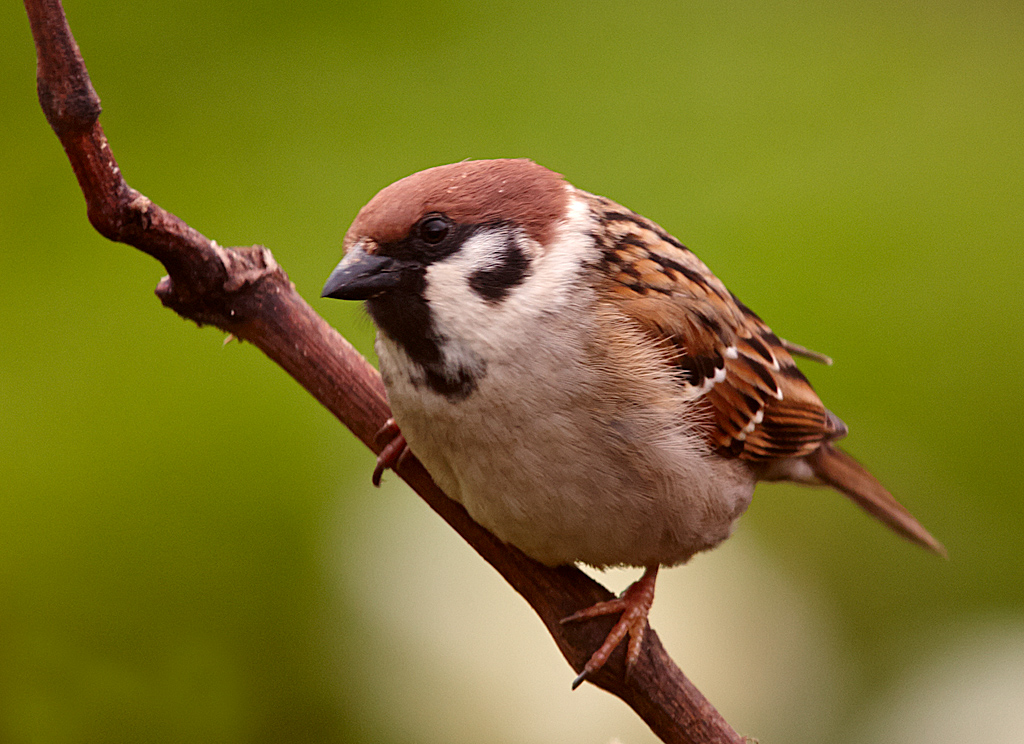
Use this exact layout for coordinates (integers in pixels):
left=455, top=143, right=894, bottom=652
left=2, top=1, right=1022, bottom=742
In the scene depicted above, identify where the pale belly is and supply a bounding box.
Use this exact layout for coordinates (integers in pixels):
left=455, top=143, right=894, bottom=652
left=379, top=343, right=757, bottom=569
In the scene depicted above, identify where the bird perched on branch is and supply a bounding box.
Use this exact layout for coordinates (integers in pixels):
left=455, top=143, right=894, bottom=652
left=322, top=158, right=944, bottom=688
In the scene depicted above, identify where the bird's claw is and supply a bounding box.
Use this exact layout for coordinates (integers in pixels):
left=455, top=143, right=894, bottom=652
left=372, top=418, right=410, bottom=486
left=560, top=565, right=659, bottom=688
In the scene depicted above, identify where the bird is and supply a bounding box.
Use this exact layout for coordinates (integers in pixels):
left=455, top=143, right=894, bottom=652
left=321, top=158, right=944, bottom=688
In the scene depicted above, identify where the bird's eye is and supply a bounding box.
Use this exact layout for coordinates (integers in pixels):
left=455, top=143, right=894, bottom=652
left=418, top=215, right=450, bottom=244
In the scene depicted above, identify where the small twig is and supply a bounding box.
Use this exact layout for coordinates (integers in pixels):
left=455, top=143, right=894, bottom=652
left=23, top=2, right=745, bottom=742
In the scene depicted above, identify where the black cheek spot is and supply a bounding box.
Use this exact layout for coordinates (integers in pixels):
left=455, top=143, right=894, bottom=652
left=468, top=238, right=532, bottom=303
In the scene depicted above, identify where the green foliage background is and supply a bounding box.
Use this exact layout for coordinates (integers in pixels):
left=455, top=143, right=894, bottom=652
left=2, top=1, right=1022, bottom=742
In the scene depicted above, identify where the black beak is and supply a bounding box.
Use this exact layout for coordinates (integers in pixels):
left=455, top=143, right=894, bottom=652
left=321, top=250, right=404, bottom=300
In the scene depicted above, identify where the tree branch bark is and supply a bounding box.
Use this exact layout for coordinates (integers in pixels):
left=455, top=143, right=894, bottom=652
left=24, top=2, right=745, bottom=742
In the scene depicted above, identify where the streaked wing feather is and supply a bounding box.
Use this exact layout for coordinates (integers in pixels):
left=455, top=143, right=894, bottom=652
left=591, top=194, right=845, bottom=462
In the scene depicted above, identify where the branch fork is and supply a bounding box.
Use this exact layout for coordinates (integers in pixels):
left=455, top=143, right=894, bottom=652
left=23, top=1, right=746, bottom=741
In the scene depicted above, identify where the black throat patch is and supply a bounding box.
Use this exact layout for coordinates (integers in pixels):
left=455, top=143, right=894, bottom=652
left=367, top=289, right=483, bottom=402
left=363, top=222, right=527, bottom=401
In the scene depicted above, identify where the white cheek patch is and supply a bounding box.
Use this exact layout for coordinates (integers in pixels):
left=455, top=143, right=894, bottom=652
left=424, top=228, right=517, bottom=320
left=422, top=229, right=528, bottom=371
left=515, top=195, right=595, bottom=308
left=422, top=194, right=597, bottom=367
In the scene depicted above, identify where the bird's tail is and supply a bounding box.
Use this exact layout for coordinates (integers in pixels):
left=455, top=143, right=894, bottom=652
left=807, top=443, right=946, bottom=557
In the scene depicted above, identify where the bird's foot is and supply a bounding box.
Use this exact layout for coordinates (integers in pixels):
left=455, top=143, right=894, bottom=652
left=372, top=418, right=410, bottom=486
left=560, top=565, right=659, bottom=689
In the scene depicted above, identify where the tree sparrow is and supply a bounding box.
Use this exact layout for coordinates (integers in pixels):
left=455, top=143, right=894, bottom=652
left=321, top=159, right=944, bottom=687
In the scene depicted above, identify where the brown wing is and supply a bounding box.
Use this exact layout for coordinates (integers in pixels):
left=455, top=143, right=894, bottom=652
left=590, top=194, right=846, bottom=462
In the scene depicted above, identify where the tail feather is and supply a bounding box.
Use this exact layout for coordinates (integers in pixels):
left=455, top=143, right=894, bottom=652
left=807, top=443, right=946, bottom=557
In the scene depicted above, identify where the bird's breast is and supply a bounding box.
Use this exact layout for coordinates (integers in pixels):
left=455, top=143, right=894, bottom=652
left=375, top=325, right=757, bottom=569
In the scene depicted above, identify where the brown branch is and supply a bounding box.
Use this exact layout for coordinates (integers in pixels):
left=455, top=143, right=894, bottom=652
left=24, top=2, right=745, bottom=742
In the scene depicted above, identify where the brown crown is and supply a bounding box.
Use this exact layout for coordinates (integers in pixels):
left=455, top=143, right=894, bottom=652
left=345, top=159, right=570, bottom=251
